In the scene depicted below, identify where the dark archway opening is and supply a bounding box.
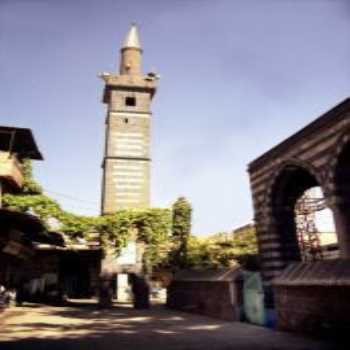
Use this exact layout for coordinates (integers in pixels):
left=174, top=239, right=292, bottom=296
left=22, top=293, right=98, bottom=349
left=271, top=165, right=320, bottom=265
left=271, top=164, right=337, bottom=264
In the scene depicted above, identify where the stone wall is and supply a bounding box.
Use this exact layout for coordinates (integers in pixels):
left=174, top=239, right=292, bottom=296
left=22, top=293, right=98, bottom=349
left=247, top=97, right=350, bottom=334
left=273, top=260, right=350, bottom=334
left=275, top=285, right=350, bottom=334
left=102, top=107, right=151, bottom=212
left=248, top=98, right=350, bottom=284
left=167, top=271, right=243, bottom=322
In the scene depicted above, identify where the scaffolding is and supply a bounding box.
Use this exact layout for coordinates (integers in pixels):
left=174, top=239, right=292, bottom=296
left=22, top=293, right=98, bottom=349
left=295, top=189, right=326, bottom=261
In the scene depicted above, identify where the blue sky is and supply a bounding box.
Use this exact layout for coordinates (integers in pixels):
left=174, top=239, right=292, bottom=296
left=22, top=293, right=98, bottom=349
left=1, top=0, right=350, bottom=234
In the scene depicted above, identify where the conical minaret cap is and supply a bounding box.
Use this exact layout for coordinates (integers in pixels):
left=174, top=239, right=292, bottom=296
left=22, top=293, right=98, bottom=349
left=122, top=23, right=141, bottom=49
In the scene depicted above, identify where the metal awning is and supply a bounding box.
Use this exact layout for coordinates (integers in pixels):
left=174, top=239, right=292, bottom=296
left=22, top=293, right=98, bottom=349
left=0, top=126, right=43, bottom=160
left=173, top=267, right=242, bottom=282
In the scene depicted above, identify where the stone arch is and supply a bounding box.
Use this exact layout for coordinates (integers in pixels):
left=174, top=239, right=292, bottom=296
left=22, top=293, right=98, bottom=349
left=264, top=158, right=326, bottom=210
left=327, top=131, right=350, bottom=258
left=265, top=159, right=326, bottom=265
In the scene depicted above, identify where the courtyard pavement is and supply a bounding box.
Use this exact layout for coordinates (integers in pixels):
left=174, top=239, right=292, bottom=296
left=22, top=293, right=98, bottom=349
left=0, top=302, right=344, bottom=350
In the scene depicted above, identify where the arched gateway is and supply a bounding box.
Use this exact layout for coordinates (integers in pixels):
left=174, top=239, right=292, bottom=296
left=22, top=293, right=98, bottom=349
left=248, top=98, right=350, bottom=332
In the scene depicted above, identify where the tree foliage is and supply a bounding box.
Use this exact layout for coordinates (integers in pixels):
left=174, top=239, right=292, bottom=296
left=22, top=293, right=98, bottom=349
left=171, top=197, right=192, bottom=269
left=3, top=160, right=258, bottom=272
left=3, top=160, right=171, bottom=269
left=186, top=225, right=258, bottom=270
left=172, top=197, right=192, bottom=239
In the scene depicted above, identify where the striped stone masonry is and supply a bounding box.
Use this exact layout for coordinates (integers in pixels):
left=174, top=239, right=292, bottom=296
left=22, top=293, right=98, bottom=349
left=102, top=110, right=152, bottom=212
left=247, top=98, right=350, bottom=286
left=100, top=35, right=157, bottom=213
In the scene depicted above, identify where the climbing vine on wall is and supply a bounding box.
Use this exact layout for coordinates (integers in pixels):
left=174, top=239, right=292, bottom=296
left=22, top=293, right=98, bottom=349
left=3, top=160, right=171, bottom=269
left=3, top=161, right=258, bottom=272
left=21, top=159, right=43, bottom=195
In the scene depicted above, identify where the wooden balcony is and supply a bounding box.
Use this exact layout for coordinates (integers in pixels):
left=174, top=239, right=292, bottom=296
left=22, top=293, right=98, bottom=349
left=0, top=151, right=24, bottom=189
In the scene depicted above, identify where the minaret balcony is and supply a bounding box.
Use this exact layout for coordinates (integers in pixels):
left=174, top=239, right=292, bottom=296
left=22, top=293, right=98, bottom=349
left=102, top=75, right=157, bottom=104
left=0, top=152, right=24, bottom=189
left=102, top=74, right=157, bottom=88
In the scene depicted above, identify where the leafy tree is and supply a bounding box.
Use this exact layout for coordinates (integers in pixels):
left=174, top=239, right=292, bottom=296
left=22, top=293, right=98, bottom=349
left=3, top=160, right=172, bottom=271
left=186, top=225, right=258, bottom=270
left=5, top=161, right=259, bottom=272
left=171, top=197, right=192, bottom=269
left=213, top=224, right=258, bottom=256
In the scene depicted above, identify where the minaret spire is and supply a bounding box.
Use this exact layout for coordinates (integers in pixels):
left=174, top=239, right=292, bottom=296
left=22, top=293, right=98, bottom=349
left=119, top=23, right=142, bottom=75
left=100, top=24, right=158, bottom=213
left=122, top=23, right=141, bottom=49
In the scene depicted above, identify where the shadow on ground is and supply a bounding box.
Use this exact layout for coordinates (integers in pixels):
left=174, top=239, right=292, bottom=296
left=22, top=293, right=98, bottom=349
left=0, top=302, right=346, bottom=350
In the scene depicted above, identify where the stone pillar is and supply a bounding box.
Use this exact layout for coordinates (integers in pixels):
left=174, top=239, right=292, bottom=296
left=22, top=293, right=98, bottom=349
left=331, top=203, right=350, bottom=258
left=99, top=253, right=115, bottom=308
left=98, top=277, right=114, bottom=308
left=131, top=274, right=150, bottom=309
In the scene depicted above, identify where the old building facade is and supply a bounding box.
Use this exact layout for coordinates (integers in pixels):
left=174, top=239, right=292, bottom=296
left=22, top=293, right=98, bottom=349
left=248, top=99, right=350, bottom=284
left=0, top=126, right=42, bottom=207
left=100, top=25, right=158, bottom=213
left=248, top=98, right=350, bottom=332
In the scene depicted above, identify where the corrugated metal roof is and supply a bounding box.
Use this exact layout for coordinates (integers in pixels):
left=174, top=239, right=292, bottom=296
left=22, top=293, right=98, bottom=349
left=273, top=260, right=350, bottom=287
left=173, top=267, right=242, bottom=282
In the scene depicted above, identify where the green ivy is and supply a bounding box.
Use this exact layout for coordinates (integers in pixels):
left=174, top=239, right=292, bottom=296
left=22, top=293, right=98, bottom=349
left=21, top=159, right=43, bottom=194
left=3, top=160, right=258, bottom=272
left=2, top=160, right=171, bottom=270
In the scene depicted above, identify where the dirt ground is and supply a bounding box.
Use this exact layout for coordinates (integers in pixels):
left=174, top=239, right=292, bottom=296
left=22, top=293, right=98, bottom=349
left=0, top=302, right=344, bottom=350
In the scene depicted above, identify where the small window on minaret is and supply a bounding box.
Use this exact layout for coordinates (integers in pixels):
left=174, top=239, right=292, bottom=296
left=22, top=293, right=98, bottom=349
left=125, top=97, right=136, bottom=106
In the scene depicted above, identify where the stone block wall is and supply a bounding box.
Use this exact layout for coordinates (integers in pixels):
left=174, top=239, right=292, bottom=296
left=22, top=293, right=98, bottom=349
left=101, top=79, right=154, bottom=213
left=167, top=281, right=241, bottom=322
left=248, top=98, right=350, bottom=285
left=273, top=260, right=350, bottom=335
left=275, top=285, right=350, bottom=334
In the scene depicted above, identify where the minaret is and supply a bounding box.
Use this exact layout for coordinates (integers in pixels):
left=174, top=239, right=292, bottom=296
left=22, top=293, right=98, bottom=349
left=100, top=24, right=158, bottom=214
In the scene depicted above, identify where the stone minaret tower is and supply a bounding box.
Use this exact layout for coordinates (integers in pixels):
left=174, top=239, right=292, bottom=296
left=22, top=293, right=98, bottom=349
left=100, top=24, right=158, bottom=214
